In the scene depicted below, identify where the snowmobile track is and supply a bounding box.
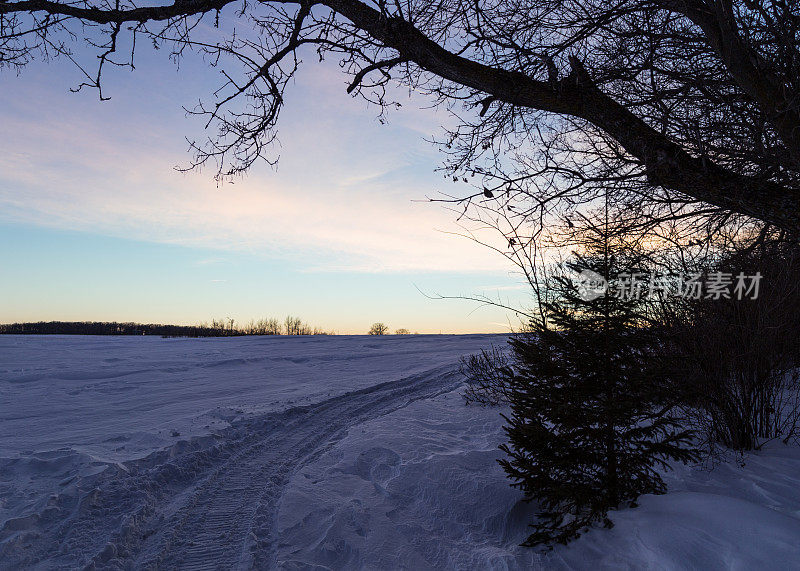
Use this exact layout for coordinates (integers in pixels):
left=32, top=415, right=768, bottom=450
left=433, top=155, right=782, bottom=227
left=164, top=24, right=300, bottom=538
left=0, top=365, right=463, bottom=570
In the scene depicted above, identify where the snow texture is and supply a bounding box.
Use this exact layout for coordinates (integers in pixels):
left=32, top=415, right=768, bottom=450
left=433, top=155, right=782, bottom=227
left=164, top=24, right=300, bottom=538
left=2, top=335, right=800, bottom=569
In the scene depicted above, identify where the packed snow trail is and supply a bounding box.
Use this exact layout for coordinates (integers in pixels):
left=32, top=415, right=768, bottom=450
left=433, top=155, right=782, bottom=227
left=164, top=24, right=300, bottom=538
left=0, top=365, right=464, bottom=569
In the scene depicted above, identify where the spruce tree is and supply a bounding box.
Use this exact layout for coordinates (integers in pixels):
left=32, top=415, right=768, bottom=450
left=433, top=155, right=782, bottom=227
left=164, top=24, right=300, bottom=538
left=498, top=222, right=698, bottom=547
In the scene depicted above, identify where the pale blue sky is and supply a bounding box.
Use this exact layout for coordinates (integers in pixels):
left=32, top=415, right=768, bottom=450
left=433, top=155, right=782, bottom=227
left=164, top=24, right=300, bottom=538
left=0, top=37, right=529, bottom=333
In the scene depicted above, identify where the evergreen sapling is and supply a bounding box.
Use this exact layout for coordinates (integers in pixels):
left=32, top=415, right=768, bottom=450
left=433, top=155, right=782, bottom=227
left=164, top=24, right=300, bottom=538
left=499, top=231, right=698, bottom=547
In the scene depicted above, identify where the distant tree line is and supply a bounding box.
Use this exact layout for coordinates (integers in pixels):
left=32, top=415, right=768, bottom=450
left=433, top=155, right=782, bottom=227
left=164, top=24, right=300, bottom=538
left=0, top=319, right=421, bottom=337
left=0, top=317, right=336, bottom=337
left=0, top=321, right=225, bottom=337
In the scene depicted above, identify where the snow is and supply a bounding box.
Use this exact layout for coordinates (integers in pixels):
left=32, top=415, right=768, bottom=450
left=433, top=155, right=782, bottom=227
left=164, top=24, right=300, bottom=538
left=0, top=334, right=496, bottom=463
left=274, top=388, right=800, bottom=570
left=2, top=334, right=800, bottom=569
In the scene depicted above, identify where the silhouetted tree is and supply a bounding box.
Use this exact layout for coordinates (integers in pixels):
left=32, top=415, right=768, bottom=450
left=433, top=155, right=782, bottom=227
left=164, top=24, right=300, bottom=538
left=499, top=220, right=698, bottom=547
left=2, top=1, right=800, bottom=233
left=263, top=318, right=282, bottom=335
left=368, top=322, right=389, bottom=335
left=284, top=316, right=299, bottom=335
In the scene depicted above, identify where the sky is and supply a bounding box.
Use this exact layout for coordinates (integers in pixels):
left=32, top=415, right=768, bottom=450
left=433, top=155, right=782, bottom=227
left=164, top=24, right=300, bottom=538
left=0, top=34, right=531, bottom=334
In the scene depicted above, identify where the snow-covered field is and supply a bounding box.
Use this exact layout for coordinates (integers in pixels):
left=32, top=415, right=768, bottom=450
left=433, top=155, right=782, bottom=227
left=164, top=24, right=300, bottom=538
left=1, top=335, right=799, bottom=569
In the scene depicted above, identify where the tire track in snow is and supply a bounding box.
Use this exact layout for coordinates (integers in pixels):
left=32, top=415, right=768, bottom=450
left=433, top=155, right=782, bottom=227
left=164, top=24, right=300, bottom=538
left=0, top=365, right=463, bottom=569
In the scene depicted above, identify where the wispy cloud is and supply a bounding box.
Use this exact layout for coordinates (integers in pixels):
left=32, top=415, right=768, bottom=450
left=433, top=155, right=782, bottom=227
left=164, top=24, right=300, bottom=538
left=0, top=66, right=508, bottom=275
left=476, top=284, right=529, bottom=292
left=195, top=258, right=227, bottom=266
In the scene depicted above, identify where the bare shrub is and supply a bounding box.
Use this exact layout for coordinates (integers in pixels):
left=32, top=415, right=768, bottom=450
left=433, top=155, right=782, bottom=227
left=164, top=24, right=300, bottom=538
left=461, top=345, right=512, bottom=406
left=670, top=241, right=800, bottom=451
